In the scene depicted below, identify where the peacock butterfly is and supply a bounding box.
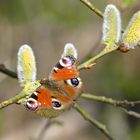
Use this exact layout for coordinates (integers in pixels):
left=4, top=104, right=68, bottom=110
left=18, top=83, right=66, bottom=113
left=17, top=43, right=82, bottom=118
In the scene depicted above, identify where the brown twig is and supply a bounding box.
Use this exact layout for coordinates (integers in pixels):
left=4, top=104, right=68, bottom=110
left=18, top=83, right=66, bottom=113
left=120, top=108, right=140, bottom=119
left=0, top=66, right=140, bottom=119
left=80, top=0, right=103, bottom=18
left=73, top=103, right=115, bottom=140
left=81, top=93, right=140, bottom=119
left=0, top=64, right=17, bottom=79
left=0, top=91, right=26, bottom=109
left=81, top=93, right=140, bottom=107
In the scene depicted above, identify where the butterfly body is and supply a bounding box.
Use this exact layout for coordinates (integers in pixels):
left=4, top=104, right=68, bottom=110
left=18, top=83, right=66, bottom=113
left=18, top=44, right=82, bottom=118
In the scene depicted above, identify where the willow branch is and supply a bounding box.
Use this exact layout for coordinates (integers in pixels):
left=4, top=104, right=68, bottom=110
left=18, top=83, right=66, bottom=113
left=73, top=103, right=114, bottom=140
left=120, top=108, right=140, bottom=119
left=78, top=46, right=117, bottom=70
left=0, top=90, right=26, bottom=109
left=81, top=93, right=140, bottom=107
left=0, top=65, right=40, bottom=109
left=81, top=93, right=140, bottom=118
left=0, top=64, right=20, bottom=108
left=0, top=64, right=17, bottom=79
left=80, top=0, right=103, bottom=18
left=0, top=66, right=140, bottom=119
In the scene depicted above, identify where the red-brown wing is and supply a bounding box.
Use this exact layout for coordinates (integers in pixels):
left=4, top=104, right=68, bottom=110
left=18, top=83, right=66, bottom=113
left=50, top=66, right=78, bottom=81
left=26, top=86, right=52, bottom=111
left=49, top=43, right=82, bottom=100
left=36, top=87, right=52, bottom=109
left=49, top=43, right=78, bottom=81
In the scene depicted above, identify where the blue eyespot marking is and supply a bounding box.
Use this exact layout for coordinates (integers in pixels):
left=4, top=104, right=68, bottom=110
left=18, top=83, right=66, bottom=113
left=71, top=78, right=79, bottom=87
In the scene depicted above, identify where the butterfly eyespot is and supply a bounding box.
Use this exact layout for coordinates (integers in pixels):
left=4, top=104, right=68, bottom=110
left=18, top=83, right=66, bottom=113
left=71, top=78, right=79, bottom=87
left=66, top=78, right=81, bottom=87
left=26, top=98, right=38, bottom=111
left=52, top=98, right=63, bottom=109
left=62, top=58, right=67, bottom=64
left=60, top=56, right=75, bottom=67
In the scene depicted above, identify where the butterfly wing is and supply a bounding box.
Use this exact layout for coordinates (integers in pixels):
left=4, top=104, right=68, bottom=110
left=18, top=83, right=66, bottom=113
left=49, top=43, right=78, bottom=80
left=122, top=11, right=140, bottom=49
left=49, top=43, right=82, bottom=99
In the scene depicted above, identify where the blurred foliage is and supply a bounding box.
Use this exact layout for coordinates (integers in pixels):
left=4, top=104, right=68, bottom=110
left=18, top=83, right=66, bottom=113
left=0, top=112, right=4, bottom=134
left=124, top=0, right=134, bottom=5
left=93, top=52, right=140, bottom=99
left=132, top=125, right=140, bottom=140
left=0, top=0, right=96, bottom=26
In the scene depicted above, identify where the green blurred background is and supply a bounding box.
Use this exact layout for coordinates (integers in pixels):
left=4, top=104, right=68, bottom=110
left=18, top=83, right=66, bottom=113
left=0, top=0, right=140, bottom=140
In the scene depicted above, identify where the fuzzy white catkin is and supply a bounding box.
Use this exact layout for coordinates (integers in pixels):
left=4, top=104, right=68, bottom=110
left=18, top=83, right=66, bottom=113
left=102, top=4, right=121, bottom=43
left=62, top=43, right=78, bottom=59
left=17, top=44, right=37, bottom=84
